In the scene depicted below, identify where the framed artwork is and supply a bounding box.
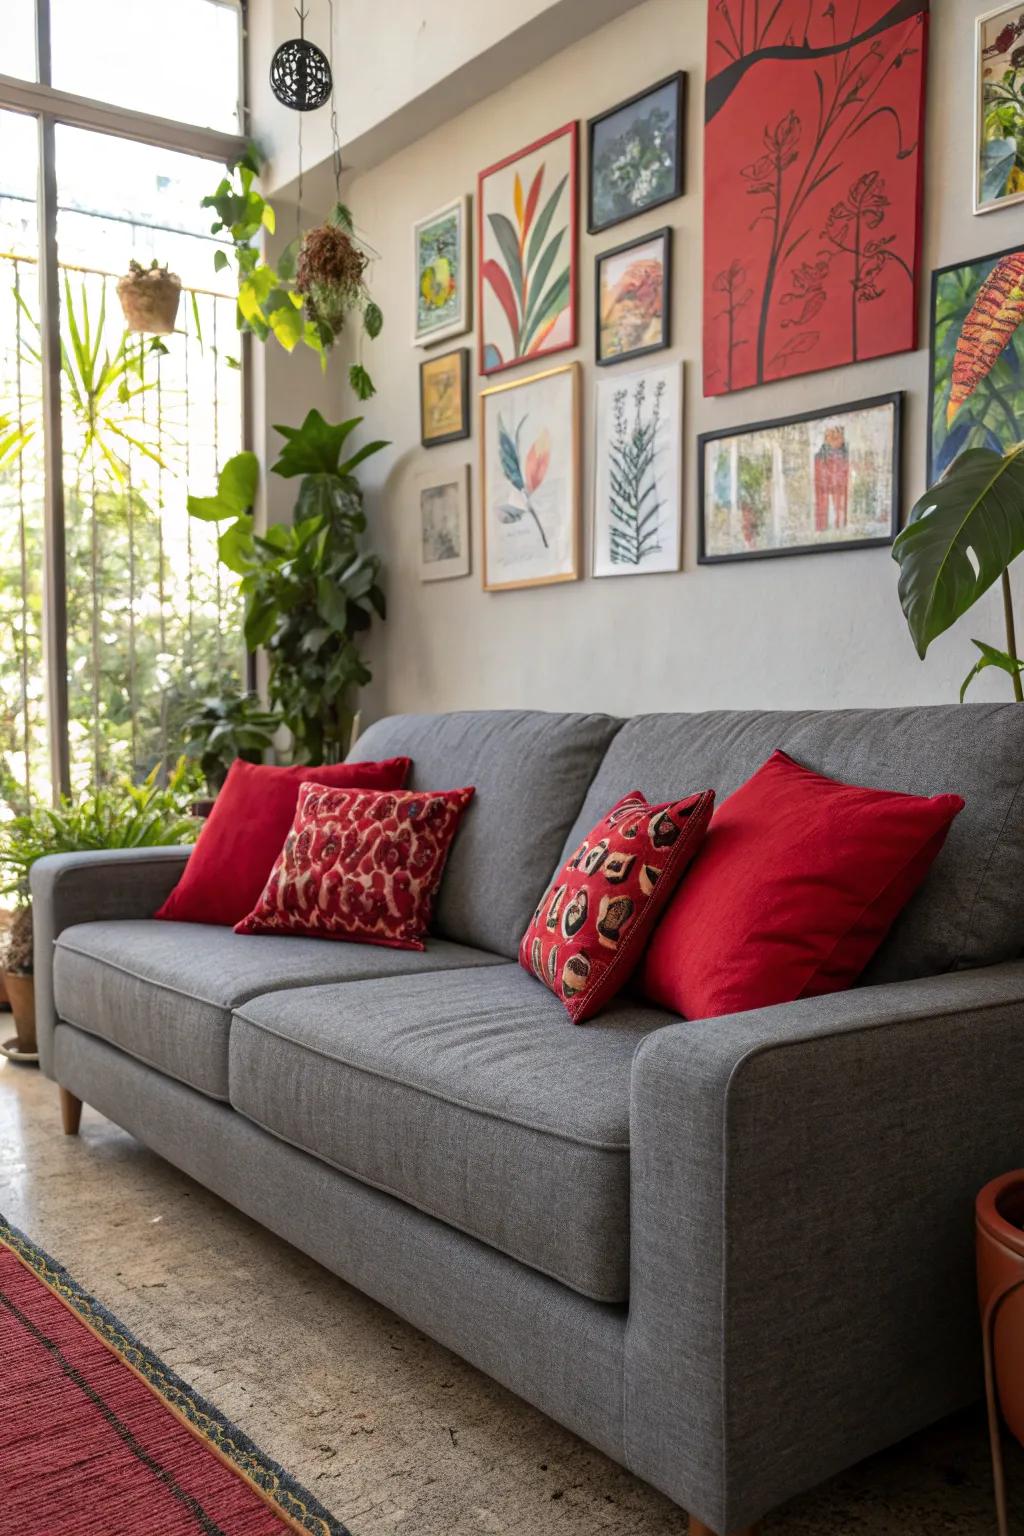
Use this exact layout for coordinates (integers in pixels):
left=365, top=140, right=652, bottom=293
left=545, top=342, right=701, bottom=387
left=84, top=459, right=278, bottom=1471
left=976, top=5, right=1024, bottom=214
left=416, top=466, right=471, bottom=582
left=587, top=72, right=685, bottom=234
left=928, top=243, right=1024, bottom=481
left=420, top=348, right=470, bottom=447
left=477, top=122, right=578, bottom=376
left=593, top=361, right=681, bottom=578
left=479, top=362, right=581, bottom=591
left=413, top=195, right=471, bottom=346
left=702, top=1, right=928, bottom=397
left=596, top=226, right=671, bottom=366
left=698, top=394, right=902, bottom=564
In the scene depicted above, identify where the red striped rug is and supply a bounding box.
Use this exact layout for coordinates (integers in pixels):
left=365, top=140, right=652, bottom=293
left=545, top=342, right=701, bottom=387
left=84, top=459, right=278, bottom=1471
left=0, top=1215, right=349, bottom=1536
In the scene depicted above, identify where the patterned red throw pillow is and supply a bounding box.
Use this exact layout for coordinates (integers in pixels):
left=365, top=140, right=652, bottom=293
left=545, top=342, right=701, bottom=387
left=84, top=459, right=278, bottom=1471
left=520, top=789, right=715, bottom=1023
left=235, top=782, right=475, bottom=951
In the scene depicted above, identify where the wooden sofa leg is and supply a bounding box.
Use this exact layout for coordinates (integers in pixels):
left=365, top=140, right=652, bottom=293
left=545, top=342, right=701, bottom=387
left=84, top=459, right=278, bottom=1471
left=59, top=1087, right=82, bottom=1136
left=690, top=1520, right=759, bottom=1536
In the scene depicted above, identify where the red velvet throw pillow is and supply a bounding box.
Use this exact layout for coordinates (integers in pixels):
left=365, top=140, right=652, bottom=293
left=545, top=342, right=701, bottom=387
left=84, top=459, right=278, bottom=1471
left=155, top=756, right=411, bottom=928
left=641, top=750, right=965, bottom=1020
left=235, top=782, right=475, bottom=950
left=520, top=789, right=715, bottom=1023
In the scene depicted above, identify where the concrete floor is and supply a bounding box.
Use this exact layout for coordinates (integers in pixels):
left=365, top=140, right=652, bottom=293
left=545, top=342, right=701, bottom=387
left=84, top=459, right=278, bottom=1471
left=1, top=1054, right=1020, bottom=1536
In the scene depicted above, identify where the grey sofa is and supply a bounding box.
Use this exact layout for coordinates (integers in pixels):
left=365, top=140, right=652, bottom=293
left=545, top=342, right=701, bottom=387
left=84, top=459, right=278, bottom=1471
left=31, top=705, right=1024, bottom=1536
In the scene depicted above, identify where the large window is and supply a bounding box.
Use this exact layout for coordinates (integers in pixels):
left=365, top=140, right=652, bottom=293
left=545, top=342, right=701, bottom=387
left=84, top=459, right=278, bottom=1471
left=0, top=1, right=246, bottom=809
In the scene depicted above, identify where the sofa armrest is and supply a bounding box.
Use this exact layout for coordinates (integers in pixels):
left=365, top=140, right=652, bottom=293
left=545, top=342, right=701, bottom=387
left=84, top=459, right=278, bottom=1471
left=30, top=847, right=192, bottom=1078
left=625, top=962, right=1024, bottom=1533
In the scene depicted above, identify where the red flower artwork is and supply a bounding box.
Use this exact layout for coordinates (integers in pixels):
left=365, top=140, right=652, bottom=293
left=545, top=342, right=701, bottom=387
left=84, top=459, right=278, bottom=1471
left=703, top=0, right=928, bottom=397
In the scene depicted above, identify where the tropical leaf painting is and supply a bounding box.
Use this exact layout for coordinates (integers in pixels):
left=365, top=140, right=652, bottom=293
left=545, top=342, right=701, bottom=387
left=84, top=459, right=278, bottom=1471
left=928, top=244, right=1024, bottom=481
left=478, top=123, right=578, bottom=375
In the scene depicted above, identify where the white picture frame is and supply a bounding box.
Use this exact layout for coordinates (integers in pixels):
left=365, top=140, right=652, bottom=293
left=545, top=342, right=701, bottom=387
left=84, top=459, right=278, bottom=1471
left=593, top=361, right=682, bottom=578
left=417, top=465, right=471, bottom=582
left=975, top=3, right=1024, bottom=215
left=413, top=194, right=471, bottom=347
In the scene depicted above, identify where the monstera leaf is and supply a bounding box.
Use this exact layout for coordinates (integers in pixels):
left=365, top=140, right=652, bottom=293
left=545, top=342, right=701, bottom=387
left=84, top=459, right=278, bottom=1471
left=892, top=443, right=1024, bottom=658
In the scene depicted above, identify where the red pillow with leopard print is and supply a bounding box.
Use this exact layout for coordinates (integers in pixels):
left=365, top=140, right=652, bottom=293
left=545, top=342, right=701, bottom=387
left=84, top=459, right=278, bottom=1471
left=520, top=789, right=715, bottom=1023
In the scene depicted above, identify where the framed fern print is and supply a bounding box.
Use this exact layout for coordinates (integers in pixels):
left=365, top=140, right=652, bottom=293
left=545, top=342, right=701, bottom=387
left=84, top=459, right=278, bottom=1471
left=698, top=394, right=901, bottom=564
left=928, top=243, right=1024, bottom=481
left=477, top=122, right=578, bottom=376
left=480, top=362, right=581, bottom=591
left=593, top=362, right=681, bottom=578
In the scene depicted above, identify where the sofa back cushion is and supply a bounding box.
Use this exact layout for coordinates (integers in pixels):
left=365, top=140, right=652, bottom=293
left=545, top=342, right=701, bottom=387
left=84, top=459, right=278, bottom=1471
left=561, top=704, right=1024, bottom=983
left=348, top=711, right=622, bottom=957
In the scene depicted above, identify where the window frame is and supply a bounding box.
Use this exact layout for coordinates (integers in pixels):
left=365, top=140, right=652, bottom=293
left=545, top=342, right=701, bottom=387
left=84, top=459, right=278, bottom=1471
left=0, top=0, right=249, bottom=797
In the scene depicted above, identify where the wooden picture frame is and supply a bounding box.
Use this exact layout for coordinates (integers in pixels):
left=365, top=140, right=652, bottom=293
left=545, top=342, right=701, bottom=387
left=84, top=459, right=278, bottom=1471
left=587, top=72, right=686, bottom=235
left=697, top=393, right=902, bottom=565
left=413, top=194, right=471, bottom=347
left=595, top=226, right=672, bottom=366
left=416, top=465, right=471, bottom=582
left=975, top=4, right=1024, bottom=215
left=479, top=362, right=581, bottom=591
left=420, top=347, right=470, bottom=447
left=477, top=121, right=578, bottom=376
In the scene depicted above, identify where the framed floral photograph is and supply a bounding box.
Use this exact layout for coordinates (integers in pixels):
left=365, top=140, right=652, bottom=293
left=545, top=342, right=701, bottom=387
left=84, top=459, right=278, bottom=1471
left=976, top=4, right=1024, bottom=214
left=593, top=361, right=681, bottom=578
left=477, top=122, right=578, bottom=376
left=698, top=393, right=902, bottom=564
left=587, top=72, right=685, bottom=234
left=416, top=465, right=471, bottom=582
left=420, top=348, right=470, bottom=447
left=413, top=195, right=471, bottom=346
left=595, top=226, right=671, bottom=365
left=479, top=362, right=581, bottom=591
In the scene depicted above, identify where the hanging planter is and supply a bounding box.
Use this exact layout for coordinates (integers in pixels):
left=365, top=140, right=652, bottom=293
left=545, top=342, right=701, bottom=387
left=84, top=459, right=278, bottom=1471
left=295, top=205, right=383, bottom=398
left=117, top=259, right=182, bottom=335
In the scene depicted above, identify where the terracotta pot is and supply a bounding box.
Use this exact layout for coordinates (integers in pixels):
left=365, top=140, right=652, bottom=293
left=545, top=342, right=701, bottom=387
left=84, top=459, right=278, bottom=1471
left=2, top=971, right=36, bottom=1054
left=117, top=270, right=181, bottom=335
left=0, top=970, right=9, bottom=1010
left=977, top=1171, right=1024, bottom=1534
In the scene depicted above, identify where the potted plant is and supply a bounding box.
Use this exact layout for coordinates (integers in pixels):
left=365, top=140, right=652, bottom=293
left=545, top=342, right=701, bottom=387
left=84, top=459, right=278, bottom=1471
left=977, top=1170, right=1024, bottom=1536
left=187, top=409, right=387, bottom=763
left=0, top=759, right=201, bottom=1061
left=182, top=688, right=282, bottom=807
left=117, top=259, right=182, bottom=335
left=295, top=204, right=383, bottom=399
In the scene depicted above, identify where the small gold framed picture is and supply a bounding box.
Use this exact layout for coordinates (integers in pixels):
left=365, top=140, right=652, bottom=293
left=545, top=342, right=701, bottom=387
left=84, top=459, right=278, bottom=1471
left=420, top=348, right=470, bottom=447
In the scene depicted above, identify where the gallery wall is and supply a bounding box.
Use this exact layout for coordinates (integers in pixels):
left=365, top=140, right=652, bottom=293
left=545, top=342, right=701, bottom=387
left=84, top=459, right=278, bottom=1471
left=280, top=0, right=1024, bottom=720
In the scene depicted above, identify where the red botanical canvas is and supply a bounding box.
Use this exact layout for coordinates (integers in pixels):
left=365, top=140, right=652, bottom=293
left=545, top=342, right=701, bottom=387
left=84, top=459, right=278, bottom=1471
left=703, top=1, right=929, bottom=397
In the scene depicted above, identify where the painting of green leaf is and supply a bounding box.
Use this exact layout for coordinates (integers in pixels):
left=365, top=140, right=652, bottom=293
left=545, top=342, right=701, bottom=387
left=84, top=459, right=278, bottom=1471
left=928, top=244, right=1024, bottom=482
left=478, top=124, right=577, bottom=375
left=977, top=5, right=1024, bottom=211
left=593, top=362, right=681, bottom=578
left=589, top=75, right=683, bottom=232
left=413, top=196, right=469, bottom=346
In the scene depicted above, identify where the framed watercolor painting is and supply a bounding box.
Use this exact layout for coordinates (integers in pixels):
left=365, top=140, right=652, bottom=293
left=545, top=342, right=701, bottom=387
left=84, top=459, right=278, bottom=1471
left=593, top=361, right=681, bottom=579
left=479, top=362, right=581, bottom=591
left=703, top=1, right=928, bottom=396
left=413, top=195, right=471, bottom=346
left=698, top=394, right=902, bottom=564
left=976, top=5, right=1024, bottom=214
left=477, top=122, right=578, bottom=377
left=928, top=243, right=1024, bottom=481
left=420, top=348, right=470, bottom=447
left=587, top=72, right=685, bottom=234
left=416, top=466, right=471, bottom=582
left=596, top=226, right=671, bottom=366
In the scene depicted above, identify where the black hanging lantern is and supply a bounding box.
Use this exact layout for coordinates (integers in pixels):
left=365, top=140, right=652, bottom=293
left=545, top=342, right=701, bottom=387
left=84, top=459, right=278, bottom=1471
left=270, top=6, right=332, bottom=112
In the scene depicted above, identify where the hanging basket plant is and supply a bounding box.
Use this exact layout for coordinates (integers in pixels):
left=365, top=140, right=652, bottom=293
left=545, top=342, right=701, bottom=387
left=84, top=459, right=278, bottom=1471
left=117, top=259, right=182, bottom=335
left=295, top=204, right=383, bottom=399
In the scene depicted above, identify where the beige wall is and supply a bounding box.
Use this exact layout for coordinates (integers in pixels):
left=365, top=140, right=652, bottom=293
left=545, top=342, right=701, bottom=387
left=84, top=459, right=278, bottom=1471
left=260, top=0, right=1024, bottom=721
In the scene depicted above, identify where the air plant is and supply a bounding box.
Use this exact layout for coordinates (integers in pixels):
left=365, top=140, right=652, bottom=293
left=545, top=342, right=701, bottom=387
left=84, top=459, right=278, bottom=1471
left=296, top=204, right=383, bottom=400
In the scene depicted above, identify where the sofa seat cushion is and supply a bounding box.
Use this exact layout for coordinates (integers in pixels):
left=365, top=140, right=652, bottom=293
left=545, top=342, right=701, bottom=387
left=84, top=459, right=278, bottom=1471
left=52, top=920, right=505, bottom=1101
left=228, top=966, right=675, bottom=1302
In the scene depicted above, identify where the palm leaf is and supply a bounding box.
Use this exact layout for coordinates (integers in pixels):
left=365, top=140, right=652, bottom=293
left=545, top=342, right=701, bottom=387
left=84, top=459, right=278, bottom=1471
left=487, top=212, right=524, bottom=308
left=526, top=174, right=567, bottom=272
left=521, top=267, right=570, bottom=350
left=892, top=443, right=1024, bottom=657
left=521, top=230, right=564, bottom=338
left=482, top=260, right=521, bottom=350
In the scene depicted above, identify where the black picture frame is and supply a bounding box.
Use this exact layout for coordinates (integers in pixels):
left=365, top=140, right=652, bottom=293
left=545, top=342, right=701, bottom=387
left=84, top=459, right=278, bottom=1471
left=420, top=347, right=471, bottom=448
left=595, top=226, right=672, bottom=367
left=697, top=392, right=903, bottom=565
left=587, top=71, right=686, bottom=235
left=927, top=240, right=1024, bottom=484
